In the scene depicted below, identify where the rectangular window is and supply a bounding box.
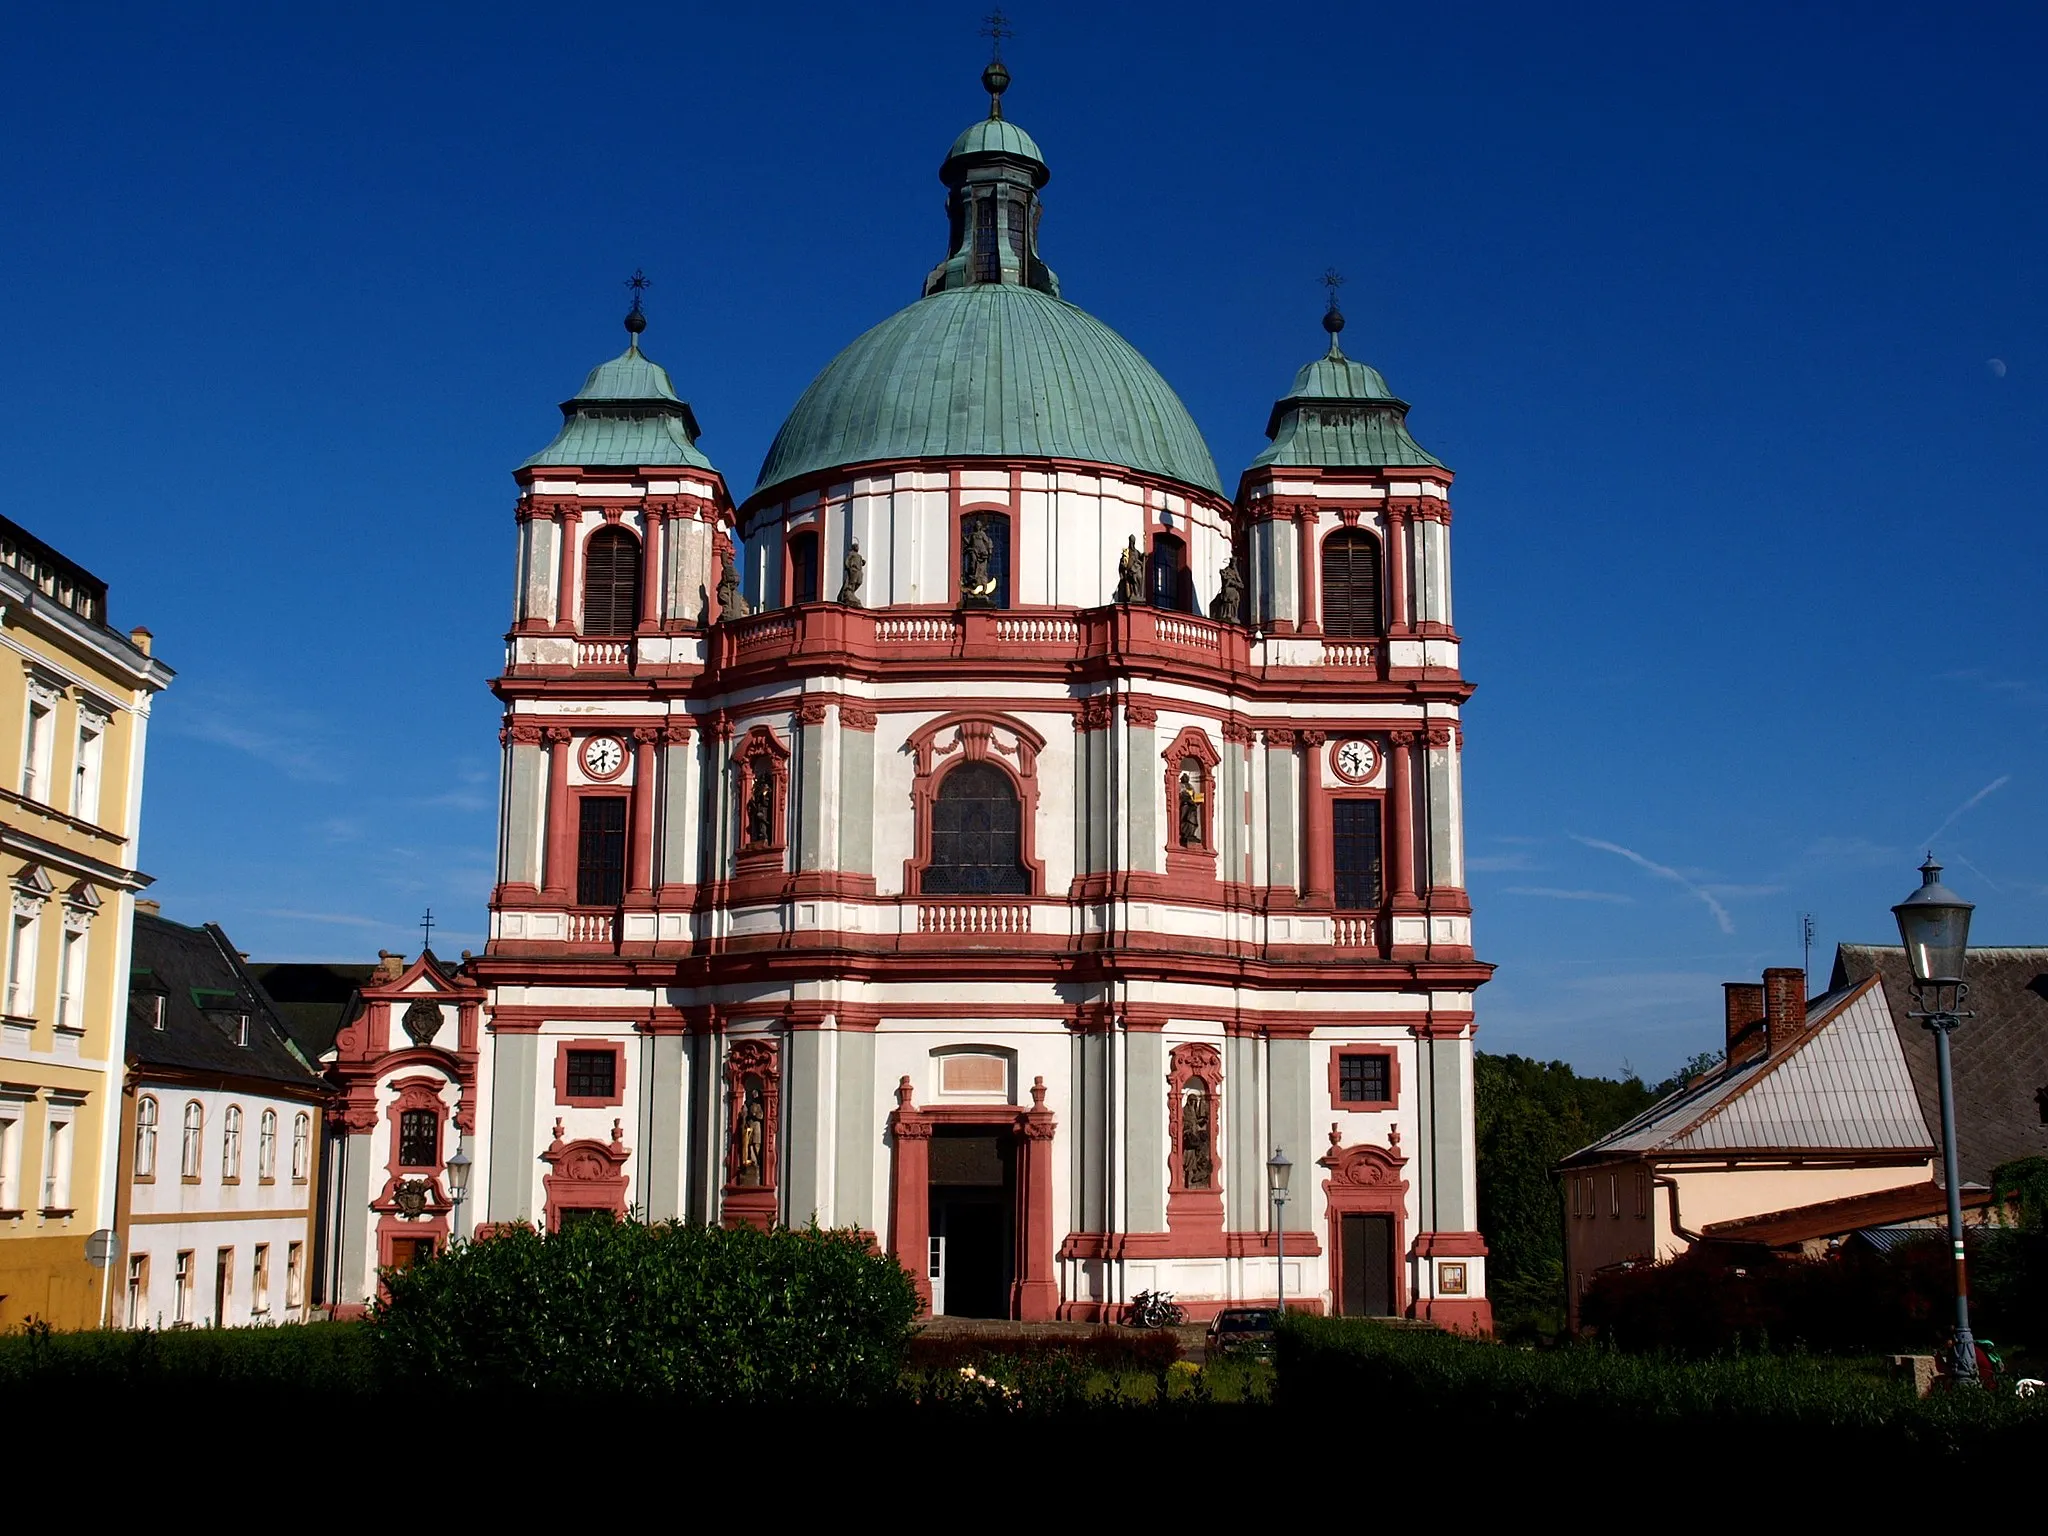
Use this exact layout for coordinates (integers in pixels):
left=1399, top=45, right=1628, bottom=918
left=1569, top=1177, right=1581, bottom=1217
left=1332, top=799, right=1384, bottom=911
left=576, top=796, right=628, bottom=906
left=6, top=911, right=37, bottom=1018
left=286, top=1241, right=304, bottom=1310
left=21, top=698, right=51, bottom=801
left=174, top=1251, right=193, bottom=1325
left=72, top=715, right=103, bottom=822
left=398, top=1108, right=438, bottom=1169
left=41, top=1115, right=72, bottom=1211
left=55, top=926, right=84, bottom=1032
left=1635, top=1168, right=1649, bottom=1218
left=214, top=1247, right=232, bottom=1326
left=1336, top=1052, right=1391, bottom=1105
left=1609, top=1172, right=1620, bottom=1217
left=126, top=1254, right=149, bottom=1328
left=564, top=1049, right=616, bottom=1100
left=251, top=1243, right=270, bottom=1313
left=788, top=531, right=819, bottom=605
left=0, top=1105, right=21, bottom=1210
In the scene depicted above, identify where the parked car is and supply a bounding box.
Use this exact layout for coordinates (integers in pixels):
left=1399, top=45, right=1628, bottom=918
left=1205, top=1306, right=1278, bottom=1359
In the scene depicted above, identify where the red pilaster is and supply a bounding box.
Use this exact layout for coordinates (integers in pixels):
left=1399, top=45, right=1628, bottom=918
left=886, top=1076, right=933, bottom=1315
left=554, top=506, right=578, bottom=632
left=638, top=504, right=665, bottom=630
left=1297, top=507, right=1322, bottom=635
left=628, top=727, right=659, bottom=896
left=1298, top=730, right=1332, bottom=902
left=1014, top=1076, right=1059, bottom=1322
left=1387, top=504, right=1412, bottom=632
left=1387, top=730, right=1418, bottom=905
left=542, top=727, right=574, bottom=900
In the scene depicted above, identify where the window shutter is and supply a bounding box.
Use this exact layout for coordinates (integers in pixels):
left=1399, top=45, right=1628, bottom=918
left=1320, top=531, right=1381, bottom=638
left=582, top=529, right=641, bottom=637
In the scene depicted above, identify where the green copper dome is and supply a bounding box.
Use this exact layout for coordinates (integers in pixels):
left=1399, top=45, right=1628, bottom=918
left=522, top=332, right=715, bottom=472
left=946, top=116, right=1046, bottom=169
left=753, top=284, right=1222, bottom=500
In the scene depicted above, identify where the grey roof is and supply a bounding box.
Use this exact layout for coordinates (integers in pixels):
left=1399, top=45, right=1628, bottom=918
left=1833, top=945, right=2048, bottom=1185
left=1563, top=976, right=1933, bottom=1165
left=245, top=960, right=377, bottom=1061
left=127, top=914, right=327, bottom=1092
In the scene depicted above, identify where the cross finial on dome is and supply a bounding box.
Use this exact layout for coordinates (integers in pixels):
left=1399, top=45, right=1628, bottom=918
left=623, top=269, right=651, bottom=341
left=1321, top=267, right=1347, bottom=355
left=980, top=10, right=1013, bottom=117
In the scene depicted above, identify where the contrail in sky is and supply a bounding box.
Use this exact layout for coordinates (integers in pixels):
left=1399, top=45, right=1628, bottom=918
left=1572, top=835, right=1734, bottom=934
left=1923, top=775, right=2010, bottom=850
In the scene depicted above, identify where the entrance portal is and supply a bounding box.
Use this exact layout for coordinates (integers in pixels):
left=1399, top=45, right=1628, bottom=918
left=1339, top=1213, right=1396, bottom=1316
left=927, top=1128, right=1015, bottom=1317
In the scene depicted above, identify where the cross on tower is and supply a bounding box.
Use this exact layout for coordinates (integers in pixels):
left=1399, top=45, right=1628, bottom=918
left=1322, top=267, right=1346, bottom=311
left=420, top=907, right=435, bottom=954
left=981, top=9, right=1013, bottom=57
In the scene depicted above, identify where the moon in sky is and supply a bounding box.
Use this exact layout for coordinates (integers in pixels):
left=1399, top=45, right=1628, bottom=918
left=1988, top=358, right=2008, bottom=377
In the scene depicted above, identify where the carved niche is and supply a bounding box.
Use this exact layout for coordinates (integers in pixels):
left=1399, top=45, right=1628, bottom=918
left=722, top=1038, right=781, bottom=1229
left=540, top=1117, right=632, bottom=1231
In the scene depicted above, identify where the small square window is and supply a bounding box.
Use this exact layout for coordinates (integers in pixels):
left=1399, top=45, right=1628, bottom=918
left=1337, top=1053, right=1390, bottom=1105
left=564, top=1049, right=616, bottom=1100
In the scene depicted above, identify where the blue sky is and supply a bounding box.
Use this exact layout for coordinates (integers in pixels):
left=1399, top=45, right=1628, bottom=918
left=2, top=3, right=2041, bottom=1078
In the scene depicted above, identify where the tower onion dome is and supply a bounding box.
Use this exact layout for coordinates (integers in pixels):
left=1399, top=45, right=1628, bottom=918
left=1249, top=305, right=1444, bottom=471
left=752, top=70, right=1220, bottom=503
left=523, top=309, right=715, bottom=471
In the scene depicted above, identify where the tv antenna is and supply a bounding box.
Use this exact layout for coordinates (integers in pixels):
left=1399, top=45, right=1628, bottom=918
left=1799, top=912, right=1815, bottom=975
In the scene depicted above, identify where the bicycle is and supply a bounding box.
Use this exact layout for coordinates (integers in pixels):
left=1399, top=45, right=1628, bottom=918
left=1127, top=1289, right=1186, bottom=1328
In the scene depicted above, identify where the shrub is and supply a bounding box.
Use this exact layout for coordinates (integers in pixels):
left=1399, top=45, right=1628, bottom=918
left=904, top=1324, right=1181, bottom=1374
left=0, top=1319, right=375, bottom=1399
left=1278, top=1314, right=2047, bottom=1473
left=371, top=1216, right=917, bottom=1404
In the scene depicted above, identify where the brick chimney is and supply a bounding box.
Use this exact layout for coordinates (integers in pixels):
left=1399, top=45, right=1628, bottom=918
left=134, top=897, right=161, bottom=918
left=1724, top=982, right=1768, bottom=1067
left=374, top=949, right=407, bottom=983
left=1763, top=967, right=1807, bottom=1055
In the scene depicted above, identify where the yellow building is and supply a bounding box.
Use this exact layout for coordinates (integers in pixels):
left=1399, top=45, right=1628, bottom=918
left=0, top=515, right=172, bottom=1328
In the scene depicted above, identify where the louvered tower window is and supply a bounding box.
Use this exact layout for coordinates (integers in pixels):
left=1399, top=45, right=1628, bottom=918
left=582, top=528, right=641, bottom=636
left=973, top=196, right=1000, bottom=283
left=1320, top=529, right=1382, bottom=637
left=577, top=796, right=628, bottom=906
left=922, top=763, right=1028, bottom=895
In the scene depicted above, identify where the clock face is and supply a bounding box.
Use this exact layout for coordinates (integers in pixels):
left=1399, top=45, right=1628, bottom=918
left=1334, top=739, right=1378, bottom=783
left=581, top=735, right=625, bottom=779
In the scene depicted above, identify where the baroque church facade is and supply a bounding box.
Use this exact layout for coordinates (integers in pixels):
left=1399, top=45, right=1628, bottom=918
left=324, top=64, right=1492, bottom=1329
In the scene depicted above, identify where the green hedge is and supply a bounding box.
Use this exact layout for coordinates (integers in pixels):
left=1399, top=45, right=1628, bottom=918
left=372, top=1216, right=918, bottom=1403
left=1278, top=1315, right=2047, bottom=1470
left=0, top=1319, right=375, bottom=1397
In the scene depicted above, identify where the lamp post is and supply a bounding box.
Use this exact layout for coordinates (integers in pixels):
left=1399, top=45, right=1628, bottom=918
left=444, top=1137, right=473, bottom=1255
left=1892, top=856, right=1978, bottom=1385
left=1267, top=1147, right=1292, bottom=1312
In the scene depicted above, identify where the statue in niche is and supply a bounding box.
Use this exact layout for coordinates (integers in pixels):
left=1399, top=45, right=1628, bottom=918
left=1210, top=556, right=1245, bottom=624
left=1178, top=770, right=1204, bottom=848
left=1181, top=1086, right=1213, bottom=1189
left=737, top=1079, right=767, bottom=1185
left=960, top=518, right=997, bottom=606
left=837, top=539, right=865, bottom=606
left=744, top=757, right=774, bottom=847
left=715, top=555, right=751, bottom=620
left=1114, top=535, right=1145, bottom=604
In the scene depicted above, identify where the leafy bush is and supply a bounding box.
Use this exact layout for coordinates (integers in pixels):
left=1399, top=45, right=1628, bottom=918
left=1278, top=1314, right=2047, bottom=1472
left=905, top=1324, right=1180, bottom=1375
left=371, top=1216, right=917, bottom=1404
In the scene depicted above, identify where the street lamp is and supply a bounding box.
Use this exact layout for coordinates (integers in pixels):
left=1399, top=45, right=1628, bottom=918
left=1892, top=856, right=1978, bottom=1385
left=444, top=1137, right=473, bottom=1254
left=1267, top=1147, right=1292, bottom=1312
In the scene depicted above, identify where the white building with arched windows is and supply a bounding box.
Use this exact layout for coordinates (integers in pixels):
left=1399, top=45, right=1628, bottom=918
left=332, top=62, right=1493, bottom=1329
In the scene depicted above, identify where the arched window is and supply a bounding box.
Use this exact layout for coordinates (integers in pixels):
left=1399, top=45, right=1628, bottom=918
left=581, top=527, right=642, bottom=637
left=1321, top=529, right=1382, bottom=637
left=972, top=195, right=1000, bottom=283
left=135, top=1095, right=159, bottom=1179
left=181, top=1101, right=203, bottom=1179
left=922, top=763, right=1028, bottom=896
left=291, top=1113, right=311, bottom=1182
left=1150, top=533, right=1189, bottom=612
left=221, top=1104, right=243, bottom=1180
left=786, top=530, right=820, bottom=605
left=258, top=1109, right=278, bottom=1181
